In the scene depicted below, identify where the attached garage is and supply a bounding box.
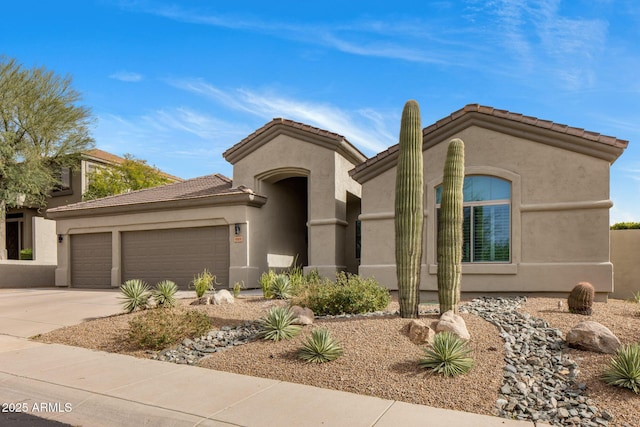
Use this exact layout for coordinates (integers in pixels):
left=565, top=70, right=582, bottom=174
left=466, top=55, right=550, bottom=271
left=70, top=233, right=112, bottom=288
left=121, top=226, right=230, bottom=289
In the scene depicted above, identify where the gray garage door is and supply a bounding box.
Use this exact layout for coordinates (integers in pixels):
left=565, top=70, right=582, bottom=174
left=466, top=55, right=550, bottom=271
left=121, top=226, right=229, bottom=290
left=70, top=233, right=112, bottom=288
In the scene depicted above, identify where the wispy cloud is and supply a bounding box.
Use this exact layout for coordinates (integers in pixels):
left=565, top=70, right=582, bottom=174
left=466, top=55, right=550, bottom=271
left=109, top=71, right=144, bottom=82
left=168, top=78, right=395, bottom=153
left=93, top=108, right=248, bottom=177
left=471, top=0, right=608, bottom=89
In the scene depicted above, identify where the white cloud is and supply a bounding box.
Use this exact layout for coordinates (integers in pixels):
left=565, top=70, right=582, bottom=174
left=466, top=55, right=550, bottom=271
left=109, top=71, right=144, bottom=82
left=168, top=78, right=394, bottom=154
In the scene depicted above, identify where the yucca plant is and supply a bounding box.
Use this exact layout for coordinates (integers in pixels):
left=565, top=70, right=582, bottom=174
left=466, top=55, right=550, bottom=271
left=601, top=343, right=640, bottom=394
left=271, top=274, right=293, bottom=299
left=419, top=331, right=474, bottom=377
left=628, top=291, right=640, bottom=304
left=153, top=280, right=178, bottom=307
left=257, top=306, right=301, bottom=341
left=119, top=279, right=152, bottom=313
left=298, top=328, right=343, bottom=363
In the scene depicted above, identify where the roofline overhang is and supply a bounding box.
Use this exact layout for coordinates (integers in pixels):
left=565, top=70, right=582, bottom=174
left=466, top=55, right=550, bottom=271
left=223, top=122, right=367, bottom=166
left=47, top=192, right=267, bottom=220
left=351, top=110, right=628, bottom=184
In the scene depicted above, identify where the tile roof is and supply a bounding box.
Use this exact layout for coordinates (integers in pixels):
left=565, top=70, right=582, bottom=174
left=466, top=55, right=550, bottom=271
left=223, top=118, right=367, bottom=165
left=350, top=104, right=629, bottom=179
left=47, top=174, right=251, bottom=214
left=83, top=149, right=127, bottom=165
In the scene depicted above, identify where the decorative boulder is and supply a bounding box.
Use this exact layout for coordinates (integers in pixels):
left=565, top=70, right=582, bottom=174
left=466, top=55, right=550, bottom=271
left=212, top=289, right=235, bottom=305
left=290, top=305, right=314, bottom=325
left=407, top=319, right=435, bottom=344
left=436, top=310, right=470, bottom=340
left=190, top=296, right=210, bottom=305
left=566, top=321, right=621, bottom=354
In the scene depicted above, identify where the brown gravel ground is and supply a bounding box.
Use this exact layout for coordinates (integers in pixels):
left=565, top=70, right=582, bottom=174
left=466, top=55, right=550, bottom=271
left=35, top=295, right=640, bottom=425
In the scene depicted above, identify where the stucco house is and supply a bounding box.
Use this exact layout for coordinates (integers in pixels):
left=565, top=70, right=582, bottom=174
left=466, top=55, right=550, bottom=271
left=47, top=105, right=628, bottom=298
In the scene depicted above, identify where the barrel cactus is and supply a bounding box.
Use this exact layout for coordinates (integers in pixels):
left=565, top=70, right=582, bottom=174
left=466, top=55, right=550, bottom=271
left=394, top=100, right=424, bottom=319
left=437, top=138, right=465, bottom=314
left=568, top=282, right=595, bottom=315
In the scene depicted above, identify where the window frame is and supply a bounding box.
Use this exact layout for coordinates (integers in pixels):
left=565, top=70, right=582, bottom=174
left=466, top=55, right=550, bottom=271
left=435, top=175, right=512, bottom=264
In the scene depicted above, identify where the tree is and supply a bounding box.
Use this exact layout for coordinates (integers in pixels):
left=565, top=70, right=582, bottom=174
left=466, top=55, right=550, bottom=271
left=0, top=56, right=94, bottom=259
left=82, top=154, right=173, bottom=200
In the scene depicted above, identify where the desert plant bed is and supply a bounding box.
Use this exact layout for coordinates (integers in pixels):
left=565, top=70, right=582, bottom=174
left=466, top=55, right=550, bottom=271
left=34, top=296, right=639, bottom=426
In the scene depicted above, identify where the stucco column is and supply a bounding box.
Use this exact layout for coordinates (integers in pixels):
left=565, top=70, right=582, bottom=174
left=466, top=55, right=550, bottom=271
left=306, top=218, right=348, bottom=277
left=54, top=233, right=70, bottom=287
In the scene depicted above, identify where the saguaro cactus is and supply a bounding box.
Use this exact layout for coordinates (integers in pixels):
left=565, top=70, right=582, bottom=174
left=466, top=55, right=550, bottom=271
left=395, top=100, right=424, bottom=319
left=437, top=138, right=465, bottom=314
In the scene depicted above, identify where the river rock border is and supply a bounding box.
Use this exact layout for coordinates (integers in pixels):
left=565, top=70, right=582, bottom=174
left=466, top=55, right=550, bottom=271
left=462, top=297, right=613, bottom=426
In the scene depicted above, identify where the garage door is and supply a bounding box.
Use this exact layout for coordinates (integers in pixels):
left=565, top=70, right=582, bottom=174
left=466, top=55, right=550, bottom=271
left=71, top=233, right=112, bottom=288
left=121, top=226, right=229, bottom=289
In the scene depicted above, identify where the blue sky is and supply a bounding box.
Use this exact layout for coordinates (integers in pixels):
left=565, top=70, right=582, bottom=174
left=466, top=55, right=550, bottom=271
left=2, top=0, right=639, bottom=223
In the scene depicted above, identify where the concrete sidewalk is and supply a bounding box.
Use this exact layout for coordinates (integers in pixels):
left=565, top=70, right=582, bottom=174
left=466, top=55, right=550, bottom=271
left=0, top=289, right=534, bottom=426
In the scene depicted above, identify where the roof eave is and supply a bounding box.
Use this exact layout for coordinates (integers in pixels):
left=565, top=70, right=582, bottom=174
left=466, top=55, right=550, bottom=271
left=47, top=192, right=267, bottom=220
left=224, top=122, right=367, bottom=166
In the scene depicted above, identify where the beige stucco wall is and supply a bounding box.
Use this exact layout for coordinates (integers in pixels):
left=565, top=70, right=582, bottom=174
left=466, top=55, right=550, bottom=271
left=359, top=125, right=614, bottom=296
left=231, top=133, right=362, bottom=278
left=610, top=230, right=640, bottom=300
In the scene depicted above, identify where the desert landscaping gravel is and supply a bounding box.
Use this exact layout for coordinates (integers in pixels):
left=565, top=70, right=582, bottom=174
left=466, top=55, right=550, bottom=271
left=36, top=295, right=640, bottom=426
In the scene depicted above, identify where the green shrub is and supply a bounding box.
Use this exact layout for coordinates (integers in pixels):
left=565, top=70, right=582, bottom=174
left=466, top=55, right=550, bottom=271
left=298, top=328, right=343, bottom=363
left=610, top=222, right=640, bottom=230
left=119, top=279, right=152, bottom=313
left=257, top=306, right=301, bottom=341
left=153, top=280, right=178, bottom=307
left=19, top=248, right=33, bottom=260
left=292, top=272, right=390, bottom=316
left=601, top=343, right=640, bottom=394
left=232, top=281, right=244, bottom=298
left=628, top=291, right=640, bottom=304
left=191, top=269, right=216, bottom=298
left=128, top=308, right=211, bottom=350
left=259, top=270, right=277, bottom=299
left=419, top=332, right=474, bottom=377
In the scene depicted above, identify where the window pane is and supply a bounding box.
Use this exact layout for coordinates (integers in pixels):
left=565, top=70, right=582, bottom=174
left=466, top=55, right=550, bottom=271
left=436, top=176, right=510, bottom=203
left=473, top=204, right=510, bottom=262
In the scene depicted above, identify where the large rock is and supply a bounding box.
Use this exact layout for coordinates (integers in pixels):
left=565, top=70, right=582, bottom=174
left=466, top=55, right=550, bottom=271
left=407, top=319, right=435, bottom=344
left=436, top=310, right=470, bottom=340
left=212, top=289, right=235, bottom=305
left=290, top=305, right=314, bottom=325
left=566, top=321, right=621, bottom=354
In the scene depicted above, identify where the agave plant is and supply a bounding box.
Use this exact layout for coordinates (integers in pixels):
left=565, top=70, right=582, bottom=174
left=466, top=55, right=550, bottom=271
left=153, top=280, right=178, bottom=307
left=257, top=306, right=301, bottom=341
left=419, top=331, right=474, bottom=377
left=298, top=328, right=343, bottom=363
left=601, top=343, right=640, bottom=394
left=119, top=279, right=151, bottom=313
left=271, top=274, right=293, bottom=299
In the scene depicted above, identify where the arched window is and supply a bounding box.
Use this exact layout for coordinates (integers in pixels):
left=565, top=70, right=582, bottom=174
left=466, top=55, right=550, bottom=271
left=436, top=176, right=511, bottom=263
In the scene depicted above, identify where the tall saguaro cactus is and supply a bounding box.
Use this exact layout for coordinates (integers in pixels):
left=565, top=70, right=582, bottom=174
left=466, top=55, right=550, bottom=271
left=395, top=100, right=424, bottom=319
left=437, top=138, right=465, bottom=314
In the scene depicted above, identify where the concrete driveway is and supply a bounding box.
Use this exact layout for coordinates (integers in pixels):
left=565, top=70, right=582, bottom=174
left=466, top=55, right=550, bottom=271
left=0, top=288, right=125, bottom=338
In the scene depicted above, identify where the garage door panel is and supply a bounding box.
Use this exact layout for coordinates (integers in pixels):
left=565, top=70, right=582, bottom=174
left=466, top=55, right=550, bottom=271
left=71, top=233, right=112, bottom=288
left=121, top=226, right=229, bottom=290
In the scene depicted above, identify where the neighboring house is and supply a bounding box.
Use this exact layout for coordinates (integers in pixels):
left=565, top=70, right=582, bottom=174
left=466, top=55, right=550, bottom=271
left=5, top=149, right=179, bottom=260
left=47, top=105, right=628, bottom=299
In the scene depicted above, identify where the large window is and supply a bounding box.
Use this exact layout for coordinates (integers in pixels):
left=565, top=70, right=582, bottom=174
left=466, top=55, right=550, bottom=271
left=436, top=176, right=511, bottom=263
